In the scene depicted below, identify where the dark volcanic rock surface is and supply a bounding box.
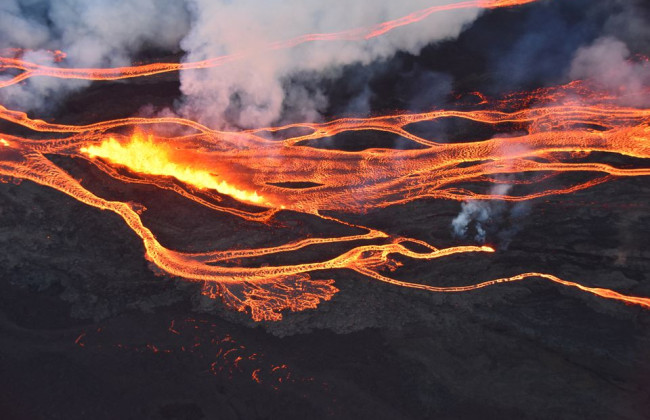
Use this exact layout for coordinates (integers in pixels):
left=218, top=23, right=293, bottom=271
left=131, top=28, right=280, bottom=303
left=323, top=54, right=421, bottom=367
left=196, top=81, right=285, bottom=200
left=1, top=2, right=650, bottom=417
left=0, top=171, right=648, bottom=420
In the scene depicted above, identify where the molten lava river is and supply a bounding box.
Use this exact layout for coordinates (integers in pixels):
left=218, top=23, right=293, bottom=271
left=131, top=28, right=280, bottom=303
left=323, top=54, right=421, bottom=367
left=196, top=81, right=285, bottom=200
left=1, top=0, right=649, bottom=321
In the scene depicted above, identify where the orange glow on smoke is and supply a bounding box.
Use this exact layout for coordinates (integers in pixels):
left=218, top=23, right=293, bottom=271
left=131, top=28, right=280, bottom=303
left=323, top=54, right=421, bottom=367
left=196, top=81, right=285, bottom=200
left=1, top=0, right=649, bottom=320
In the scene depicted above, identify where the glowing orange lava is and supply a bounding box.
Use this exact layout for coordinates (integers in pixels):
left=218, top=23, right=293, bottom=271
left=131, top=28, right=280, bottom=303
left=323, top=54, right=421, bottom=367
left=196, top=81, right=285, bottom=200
left=1, top=0, right=649, bottom=320
left=80, top=133, right=267, bottom=206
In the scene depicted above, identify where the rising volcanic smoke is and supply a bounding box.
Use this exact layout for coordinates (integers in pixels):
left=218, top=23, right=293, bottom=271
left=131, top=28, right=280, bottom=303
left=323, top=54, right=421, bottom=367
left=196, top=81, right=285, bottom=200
left=177, top=0, right=486, bottom=128
left=2, top=0, right=525, bottom=126
left=0, top=0, right=190, bottom=110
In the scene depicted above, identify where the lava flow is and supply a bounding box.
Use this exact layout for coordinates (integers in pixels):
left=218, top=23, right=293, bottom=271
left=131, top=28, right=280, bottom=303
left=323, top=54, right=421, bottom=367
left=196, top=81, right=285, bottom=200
left=1, top=0, right=649, bottom=321
left=80, top=133, right=267, bottom=206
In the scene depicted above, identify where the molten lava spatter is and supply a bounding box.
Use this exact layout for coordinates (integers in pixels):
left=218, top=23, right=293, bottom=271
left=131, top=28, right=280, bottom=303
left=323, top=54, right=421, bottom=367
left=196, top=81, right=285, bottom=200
left=81, top=133, right=267, bottom=206
left=1, top=0, right=649, bottom=321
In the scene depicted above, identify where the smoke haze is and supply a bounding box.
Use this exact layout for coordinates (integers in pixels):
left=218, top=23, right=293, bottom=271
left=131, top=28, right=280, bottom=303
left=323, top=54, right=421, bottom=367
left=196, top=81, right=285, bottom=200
left=177, top=0, right=482, bottom=128
left=1, top=0, right=483, bottom=126
left=0, top=0, right=190, bottom=110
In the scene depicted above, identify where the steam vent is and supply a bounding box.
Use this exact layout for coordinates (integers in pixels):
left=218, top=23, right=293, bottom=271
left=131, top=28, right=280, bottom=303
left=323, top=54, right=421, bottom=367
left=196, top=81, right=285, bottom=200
left=1, top=1, right=649, bottom=419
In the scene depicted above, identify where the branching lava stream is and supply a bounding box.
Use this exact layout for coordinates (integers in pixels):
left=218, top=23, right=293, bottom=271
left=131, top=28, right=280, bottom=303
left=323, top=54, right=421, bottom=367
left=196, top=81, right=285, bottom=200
left=1, top=0, right=649, bottom=321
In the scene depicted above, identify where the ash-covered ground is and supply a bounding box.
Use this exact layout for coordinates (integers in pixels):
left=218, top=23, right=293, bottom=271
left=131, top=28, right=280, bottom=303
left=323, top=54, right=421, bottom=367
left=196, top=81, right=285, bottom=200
left=1, top=1, right=650, bottom=419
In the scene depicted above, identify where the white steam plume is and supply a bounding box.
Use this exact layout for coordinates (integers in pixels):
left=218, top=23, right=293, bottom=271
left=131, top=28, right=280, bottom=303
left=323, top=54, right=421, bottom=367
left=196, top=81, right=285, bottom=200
left=0, top=0, right=190, bottom=111
left=451, top=139, right=531, bottom=247
left=569, top=36, right=650, bottom=106
left=1, top=1, right=498, bottom=125
left=178, top=0, right=483, bottom=128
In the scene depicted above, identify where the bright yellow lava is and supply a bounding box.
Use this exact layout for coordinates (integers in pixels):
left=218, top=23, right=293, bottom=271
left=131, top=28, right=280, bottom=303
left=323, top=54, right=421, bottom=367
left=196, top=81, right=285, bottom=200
left=81, top=133, right=266, bottom=205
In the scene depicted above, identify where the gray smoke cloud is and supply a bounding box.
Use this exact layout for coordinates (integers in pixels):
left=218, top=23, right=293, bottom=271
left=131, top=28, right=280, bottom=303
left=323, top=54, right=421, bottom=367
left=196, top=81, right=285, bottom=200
left=451, top=138, right=532, bottom=248
left=452, top=183, right=511, bottom=244
left=0, top=0, right=190, bottom=110
left=451, top=181, right=530, bottom=248
left=0, top=0, right=495, bottom=126
left=569, top=36, right=650, bottom=106
left=177, top=0, right=482, bottom=128
left=2, top=1, right=649, bottom=124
